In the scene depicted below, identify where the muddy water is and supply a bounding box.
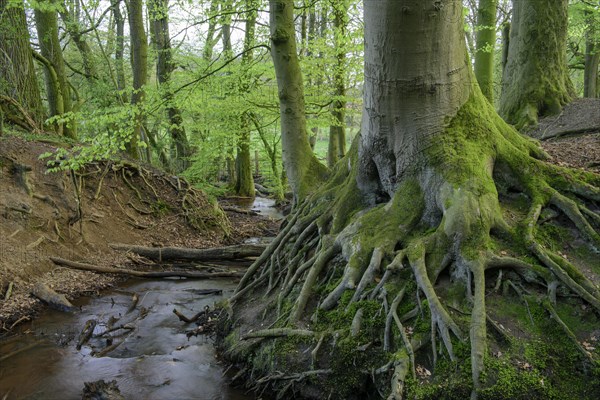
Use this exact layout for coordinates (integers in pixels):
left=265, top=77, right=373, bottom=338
left=0, top=278, right=254, bottom=400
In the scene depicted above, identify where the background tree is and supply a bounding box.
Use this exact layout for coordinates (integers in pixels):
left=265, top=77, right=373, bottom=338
left=149, top=0, right=191, bottom=172
left=234, top=1, right=258, bottom=198
left=0, top=0, right=44, bottom=125
left=126, top=0, right=147, bottom=159
left=269, top=0, right=328, bottom=202
left=474, top=0, right=498, bottom=103
left=34, top=0, right=76, bottom=138
left=583, top=1, right=600, bottom=97
left=499, top=0, right=574, bottom=130
left=326, top=0, right=348, bottom=167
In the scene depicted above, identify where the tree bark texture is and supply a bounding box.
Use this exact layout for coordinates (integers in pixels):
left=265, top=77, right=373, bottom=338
left=269, top=0, right=328, bottom=202
left=358, top=0, right=470, bottom=203
left=474, top=0, right=497, bottom=103
left=0, top=0, right=44, bottom=124
left=498, top=0, right=574, bottom=130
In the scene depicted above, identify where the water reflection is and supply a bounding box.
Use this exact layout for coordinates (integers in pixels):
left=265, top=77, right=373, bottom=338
left=0, top=279, right=254, bottom=400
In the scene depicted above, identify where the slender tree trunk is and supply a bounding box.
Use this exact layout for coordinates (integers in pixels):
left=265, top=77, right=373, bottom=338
left=203, top=0, right=219, bottom=61
left=327, top=0, right=348, bottom=167
left=500, top=21, right=510, bottom=77
left=59, top=1, right=98, bottom=83
left=126, top=0, right=147, bottom=159
left=306, top=6, right=318, bottom=149
left=149, top=0, right=190, bottom=172
left=269, top=0, right=328, bottom=202
left=0, top=0, right=44, bottom=124
left=584, top=7, right=600, bottom=98
left=235, top=2, right=257, bottom=197
left=112, top=0, right=127, bottom=100
left=220, top=0, right=237, bottom=185
left=34, top=1, right=76, bottom=138
left=474, top=0, right=497, bottom=103
left=499, top=0, right=574, bottom=130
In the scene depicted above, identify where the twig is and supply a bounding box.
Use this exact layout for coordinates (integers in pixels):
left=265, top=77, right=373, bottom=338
left=4, top=282, right=13, bottom=301
left=241, top=328, right=314, bottom=340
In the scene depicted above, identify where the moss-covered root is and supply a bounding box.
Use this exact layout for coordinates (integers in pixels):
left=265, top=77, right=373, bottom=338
left=408, top=242, right=463, bottom=361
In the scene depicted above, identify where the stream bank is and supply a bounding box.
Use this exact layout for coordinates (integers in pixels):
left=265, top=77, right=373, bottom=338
left=0, top=196, right=283, bottom=399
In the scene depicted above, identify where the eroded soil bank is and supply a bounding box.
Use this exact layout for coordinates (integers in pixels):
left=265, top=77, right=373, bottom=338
left=0, top=136, right=278, bottom=331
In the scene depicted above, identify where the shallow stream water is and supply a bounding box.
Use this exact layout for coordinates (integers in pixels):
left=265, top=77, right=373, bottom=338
left=0, top=197, right=282, bottom=400
left=0, top=279, right=253, bottom=400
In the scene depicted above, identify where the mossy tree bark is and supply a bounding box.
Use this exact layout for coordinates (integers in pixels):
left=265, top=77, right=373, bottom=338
left=224, top=1, right=600, bottom=399
left=498, top=0, right=574, bottom=130
left=126, top=0, right=147, bottom=159
left=34, top=0, right=76, bottom=138
left=474, top=0, right=497, bottom=103
left=269, top=0, right=328, bottom=202
left=326, top=0, right=348, bottom=168
left=149, top=0, right=191, bottom=172
left=0, top=0, right=44, bottom=124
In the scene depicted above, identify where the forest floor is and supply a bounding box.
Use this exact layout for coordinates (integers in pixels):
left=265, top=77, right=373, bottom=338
left=530, top=98, right=600, bottom=173
left=0, top=135, right=279, bottom=333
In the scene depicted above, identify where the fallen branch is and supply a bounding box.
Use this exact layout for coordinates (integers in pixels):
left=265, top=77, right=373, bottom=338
left=221, top=206, right=259, bottom=215
left=241, top=328, right=314, bottom=340
left=109, top=243, right=266, bottom=262
left=31, top=283, right=75, bottom=312
left=4, top=282, right=13, bottom=301
left=77, top=319, right=97, bottom=350
left=50, top=257, right=245, bottom=279
left=173, top=307, right=206, bottom=323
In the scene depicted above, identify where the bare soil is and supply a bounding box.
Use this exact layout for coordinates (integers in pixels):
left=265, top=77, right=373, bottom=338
left=0, top=136, right=278, bottom=333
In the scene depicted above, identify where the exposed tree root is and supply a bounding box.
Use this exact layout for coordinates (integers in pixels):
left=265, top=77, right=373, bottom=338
left=224, top=91, right=600, bottom=400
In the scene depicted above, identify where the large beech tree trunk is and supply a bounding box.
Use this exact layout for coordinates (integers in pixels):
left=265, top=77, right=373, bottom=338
left=269, top=0, right=328, bottom=202
left=499, top=0, right=574, bottom=130
left=224, top=1, right=600, bottom=399
left=0, top=0, right=44, bottom=123
left=474, top=0, right=497, bottom=103
left=358, top=0, right=471, bottom=203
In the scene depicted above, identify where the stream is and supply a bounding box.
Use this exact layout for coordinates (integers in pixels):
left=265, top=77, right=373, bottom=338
left=0, top=198, right=282, bottom=400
